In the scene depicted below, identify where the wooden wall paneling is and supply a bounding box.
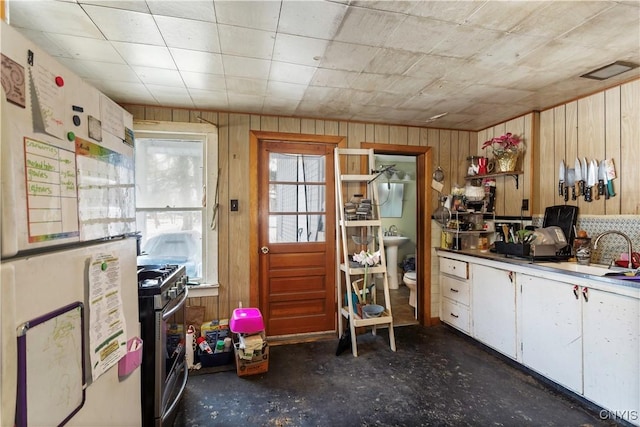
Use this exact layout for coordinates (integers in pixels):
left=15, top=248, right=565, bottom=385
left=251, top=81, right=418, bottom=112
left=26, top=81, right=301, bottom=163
left=123, top=104, right=145, bottom=120
left=228, top=113, right=251, bottom=308
left=217, top=113, right=230, bottom=320
left=315, top=120, right=325, bottom=135
left=408, top=127, right=420, bottom=146
left=425, top=128, right=440, bottom=209
left=172, top=109, right=190, bottom=122
left=250, top=115, right=261, bottom=130
left=448, top=131, right=462, bottom=187
left=605, top=87, right=622, bottom=214
left=537, top=109, right=555, bottom=214
left=522, top=113, right=535, bottom=216
left=503, top=116, right=525, bottom=216
left=324, top=120, right=339, bottom=136
left=439, top=130, right=452, bottom=196
left=278, top=117, right=301, bottom=133
left=261, top=116, right=278, bottom=131
left=389, top=125, right=408, bottom=145
left=364, top=123, right=375, bottom=141
left=300, top=118, right=316, bottom=134
left=578, top=93, right=606, bottom=214
left=374, top=124, right=389, bottom=143
left=145, top=106, right=172, bottom=121
left=620, top=80, right=640, bottom=214
left=339, top=121, right=349, bottom=138
left=552, top=106, right=567, bottom=208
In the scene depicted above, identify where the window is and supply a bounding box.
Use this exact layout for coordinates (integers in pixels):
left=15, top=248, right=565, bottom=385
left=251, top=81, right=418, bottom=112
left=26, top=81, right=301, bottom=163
left=134, top=121, right=218, bottom=283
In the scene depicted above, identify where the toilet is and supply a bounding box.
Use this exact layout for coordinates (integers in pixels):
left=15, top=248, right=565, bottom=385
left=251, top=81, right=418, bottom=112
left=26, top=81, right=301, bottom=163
left=403, top=270, right=417, bottom=308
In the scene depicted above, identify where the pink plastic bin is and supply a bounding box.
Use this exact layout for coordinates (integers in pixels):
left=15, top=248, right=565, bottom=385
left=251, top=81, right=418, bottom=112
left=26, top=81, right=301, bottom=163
left=230, top=308, right=264, bottom=334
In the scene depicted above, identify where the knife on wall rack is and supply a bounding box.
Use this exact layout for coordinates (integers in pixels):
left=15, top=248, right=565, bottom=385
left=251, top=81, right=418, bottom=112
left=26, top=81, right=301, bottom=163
left=592, top=160, right=600, bottom=201
left=558, top=160, right=565, bottom=198
left=574, top=158, right=582, bottom=198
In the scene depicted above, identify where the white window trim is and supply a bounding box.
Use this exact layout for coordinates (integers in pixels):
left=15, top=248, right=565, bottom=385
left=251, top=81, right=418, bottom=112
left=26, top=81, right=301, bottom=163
left=133, top=120, right=218, bottom=285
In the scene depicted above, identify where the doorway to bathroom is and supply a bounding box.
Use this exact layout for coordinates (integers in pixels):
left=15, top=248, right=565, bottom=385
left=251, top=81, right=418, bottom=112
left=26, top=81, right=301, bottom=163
left=362, top=142, right=432, bottom=327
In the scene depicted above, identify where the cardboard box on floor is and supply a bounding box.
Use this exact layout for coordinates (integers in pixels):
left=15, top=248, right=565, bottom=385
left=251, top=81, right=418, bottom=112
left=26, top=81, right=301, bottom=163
left=234, top=332, right=269, bottom=376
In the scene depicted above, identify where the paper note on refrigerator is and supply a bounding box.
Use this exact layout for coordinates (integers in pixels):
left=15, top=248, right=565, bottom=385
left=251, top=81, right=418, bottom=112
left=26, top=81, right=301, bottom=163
left=88, top=252, right=127, bottom=382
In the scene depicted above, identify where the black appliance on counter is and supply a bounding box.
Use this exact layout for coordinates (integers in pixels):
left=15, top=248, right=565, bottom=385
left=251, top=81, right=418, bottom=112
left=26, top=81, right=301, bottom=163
left=138, top=264, right=189, bottom=427
left=542, top=205, right=578, bottom=258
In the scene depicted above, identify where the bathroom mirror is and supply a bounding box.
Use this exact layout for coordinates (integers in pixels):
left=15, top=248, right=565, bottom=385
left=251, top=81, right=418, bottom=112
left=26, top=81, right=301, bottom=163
left=378, top=183, right=404, bottom=217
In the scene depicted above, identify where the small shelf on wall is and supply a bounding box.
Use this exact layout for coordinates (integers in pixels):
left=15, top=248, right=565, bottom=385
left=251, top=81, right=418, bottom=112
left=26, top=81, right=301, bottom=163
left=465, top=171, right=523, bottom=189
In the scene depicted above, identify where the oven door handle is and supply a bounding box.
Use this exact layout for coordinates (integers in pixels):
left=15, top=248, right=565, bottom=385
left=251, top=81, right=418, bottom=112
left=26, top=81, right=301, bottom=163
left=162, top=286, right=189, bottom=321
left=161, top=359, right=189, bottom=425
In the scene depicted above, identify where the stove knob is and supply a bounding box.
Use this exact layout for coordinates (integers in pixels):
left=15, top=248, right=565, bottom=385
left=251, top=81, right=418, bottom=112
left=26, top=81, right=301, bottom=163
left=168, top=287, right=177, bottom=299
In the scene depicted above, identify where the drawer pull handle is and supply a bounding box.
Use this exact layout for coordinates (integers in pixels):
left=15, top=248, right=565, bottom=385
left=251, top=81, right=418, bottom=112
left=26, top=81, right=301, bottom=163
left=449, top=288, right=459, bottom=293
left=450, top=313, right=459, bottom=318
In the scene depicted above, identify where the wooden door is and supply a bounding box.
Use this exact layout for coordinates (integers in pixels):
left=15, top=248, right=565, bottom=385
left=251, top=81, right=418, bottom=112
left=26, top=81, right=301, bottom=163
left=256, top=137, right=337, bottom=336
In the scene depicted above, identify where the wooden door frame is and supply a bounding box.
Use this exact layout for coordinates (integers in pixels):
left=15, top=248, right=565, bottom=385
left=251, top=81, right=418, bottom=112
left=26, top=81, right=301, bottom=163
left=361, top=142, right=433, bottom=326
left=249, top=131, right=347, bottom=309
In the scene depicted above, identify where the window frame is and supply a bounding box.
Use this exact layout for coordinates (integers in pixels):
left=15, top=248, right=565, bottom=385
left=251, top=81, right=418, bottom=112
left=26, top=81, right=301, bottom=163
left=133, top=120, right=218, bottom=284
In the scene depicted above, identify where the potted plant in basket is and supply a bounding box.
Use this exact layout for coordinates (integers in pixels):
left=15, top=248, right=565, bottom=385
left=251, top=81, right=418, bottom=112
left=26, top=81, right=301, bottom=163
left=352, top=249, right=381, bottom=315
left=481, top=132, right=524, bottom=172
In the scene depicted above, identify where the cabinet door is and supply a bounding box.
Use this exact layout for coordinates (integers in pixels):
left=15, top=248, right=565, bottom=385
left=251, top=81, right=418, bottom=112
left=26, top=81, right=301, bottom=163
left=520, top=274, right=582, bottom=393
left=583, top=288, right=640, bottom=421
left=471, top=264, right=517, bottom=358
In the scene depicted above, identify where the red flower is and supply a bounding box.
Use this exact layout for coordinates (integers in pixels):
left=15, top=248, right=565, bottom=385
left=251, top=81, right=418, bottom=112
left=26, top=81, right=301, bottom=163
left=482, top=133, right=523, bottom=154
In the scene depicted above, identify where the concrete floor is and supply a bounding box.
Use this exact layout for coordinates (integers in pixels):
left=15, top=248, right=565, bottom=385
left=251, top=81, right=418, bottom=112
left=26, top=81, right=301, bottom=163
left=173, top=324, right=619, bottom=426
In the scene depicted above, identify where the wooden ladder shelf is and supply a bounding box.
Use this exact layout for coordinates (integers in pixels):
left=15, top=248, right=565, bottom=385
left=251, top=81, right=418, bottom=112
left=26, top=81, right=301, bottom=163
left=335, top=147, right=396, bottom=357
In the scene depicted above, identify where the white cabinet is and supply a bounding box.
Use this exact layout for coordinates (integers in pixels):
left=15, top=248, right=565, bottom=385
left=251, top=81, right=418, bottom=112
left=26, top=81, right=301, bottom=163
left=439, top=257, right=470, bottom=333
left=471, top=264, right=517, bottom=359
left=583, top=288, right=640, bottom=423
left=520, top=274, right=583, bottom=393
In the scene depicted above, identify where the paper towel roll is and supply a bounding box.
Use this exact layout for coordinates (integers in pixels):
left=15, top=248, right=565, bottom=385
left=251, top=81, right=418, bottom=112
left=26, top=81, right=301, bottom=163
left=185, top=325, right=195, bottom=369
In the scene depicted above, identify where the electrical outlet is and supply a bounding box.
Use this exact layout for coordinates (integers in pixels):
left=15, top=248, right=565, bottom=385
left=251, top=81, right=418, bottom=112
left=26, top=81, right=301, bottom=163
left=521, top=199, right=529, bottom=211
left=230, top=199, right=239, bottom=211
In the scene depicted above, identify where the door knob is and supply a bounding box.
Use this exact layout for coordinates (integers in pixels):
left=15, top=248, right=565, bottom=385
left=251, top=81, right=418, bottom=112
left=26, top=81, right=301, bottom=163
left=261, top=246, right=269, bottom=254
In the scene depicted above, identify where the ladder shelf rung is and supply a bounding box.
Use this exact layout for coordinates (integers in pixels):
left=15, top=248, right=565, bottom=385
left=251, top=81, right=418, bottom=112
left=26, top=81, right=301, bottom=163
left=340, top=264, right=387, bottom=274
left=339, top=219, right=382, bottom=227
left=339, top=174, right=377, bottom=182
left=340, top=308, right=393, bottom=326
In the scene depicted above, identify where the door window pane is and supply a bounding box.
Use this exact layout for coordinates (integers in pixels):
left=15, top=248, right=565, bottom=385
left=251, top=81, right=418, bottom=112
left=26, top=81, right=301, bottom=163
left=268, top=153, right=326, bottom=243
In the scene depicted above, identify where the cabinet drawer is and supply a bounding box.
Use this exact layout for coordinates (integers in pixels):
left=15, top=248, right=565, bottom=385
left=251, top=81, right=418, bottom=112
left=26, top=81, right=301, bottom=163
left=439, top=257, right=468, bottom=279
left=440, top=275, right=470, bottom=306
left=441, top=298, right=470, bottom=333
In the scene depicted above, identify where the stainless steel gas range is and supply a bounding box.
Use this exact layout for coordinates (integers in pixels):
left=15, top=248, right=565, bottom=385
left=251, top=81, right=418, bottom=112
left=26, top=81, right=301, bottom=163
left=137, top=264, right=189, bottom=427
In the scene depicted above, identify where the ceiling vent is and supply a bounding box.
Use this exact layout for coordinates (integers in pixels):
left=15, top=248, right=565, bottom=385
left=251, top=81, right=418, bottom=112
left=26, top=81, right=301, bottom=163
left=580, top=61, right=639, bottom=80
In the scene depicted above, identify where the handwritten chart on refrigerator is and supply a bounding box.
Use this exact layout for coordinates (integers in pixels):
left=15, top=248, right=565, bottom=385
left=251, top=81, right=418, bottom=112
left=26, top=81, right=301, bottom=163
left=24, top=137, right=80, bottom=242
left=75, top=137, right=135, bottom=241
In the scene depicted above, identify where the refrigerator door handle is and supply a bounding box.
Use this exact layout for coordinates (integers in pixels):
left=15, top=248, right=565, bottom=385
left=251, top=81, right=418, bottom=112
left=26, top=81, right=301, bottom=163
left=0, top=265, right=18, bottom=427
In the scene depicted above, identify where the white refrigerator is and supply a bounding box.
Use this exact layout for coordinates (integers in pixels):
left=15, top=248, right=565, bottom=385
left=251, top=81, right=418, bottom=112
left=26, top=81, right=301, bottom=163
left=1, top=21, right=141, bottom=426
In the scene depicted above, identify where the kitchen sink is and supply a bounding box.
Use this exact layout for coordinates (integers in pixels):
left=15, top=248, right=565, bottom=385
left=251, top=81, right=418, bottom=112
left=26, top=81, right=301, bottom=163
left=537, top=262, right=637, bottom=277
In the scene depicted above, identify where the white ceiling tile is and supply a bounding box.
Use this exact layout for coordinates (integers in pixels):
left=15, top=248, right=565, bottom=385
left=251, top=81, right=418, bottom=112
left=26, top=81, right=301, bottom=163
left=44, top=33, right=123, bottom=62
left=147, top=0, right=216, bottom=21
left=155, top=15, right=221, bottom=52
left=350, top=1, right=417, bottom=14
left=363, top=49, right=422, bottom=75
left=383, top=16, right=454, bottom=53
left=334, top=6, right=406, bottom=46
left=82, top=5, right=164, bottom=45
left=430, top=26, right=503, bottom=59
left=9, top=1, right=104, bottom=38
left=225, top=77, right=268, bottom=96
left=346, top=72, right=397, bottom=92
left=170, top=49, right=224, bottom=74
left=214, top=1, right=281, bottom=31
left=383, top=76, right=434, bottom=96
left=218, top=25, right=275, bottom=59
left=309, top=68, right=356, bottom=89
left=408, top=1, right=483, bottom=24
left=188, top=88, right=229, bottom=109
left=262, top=97, right=299, bottom=115
left=146, top=84, right=195, bottom=108
left=59, top=58, right=141, bottom=82
left=266, top=81, right=308, bottom=100
left=319, top=42, right=379, bottom=72
left=273, top=34, right=329, bottom=67
left=86, top=78, right=154, bottom=103
left=222, top=56, right=271, bottom=80
left=13, top=30, right=71, bottom=58
left=181, top=72, right=227, bottom=91
left=111, top=42, right=176, bottom=69
left=404, top=55, right=468, bottom=79
left=227, top=94, right=264, bottom=112
left=269, top=62, right=317, bottom=85
left=79, top=1, right=151, bottom=14
left=464, top=1, right=548, bottom=32
left=471, top=32, right=548, bottom=68
left=278, top=1, right=348, bottom=40
left=131, top=66, right=184, bottom=86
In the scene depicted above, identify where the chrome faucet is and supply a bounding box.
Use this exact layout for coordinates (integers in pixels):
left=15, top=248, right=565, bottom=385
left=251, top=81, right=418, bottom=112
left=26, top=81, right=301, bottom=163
left=592, top=231, right=634, bottom=269
left=387, top=225, right=398, bottom=236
